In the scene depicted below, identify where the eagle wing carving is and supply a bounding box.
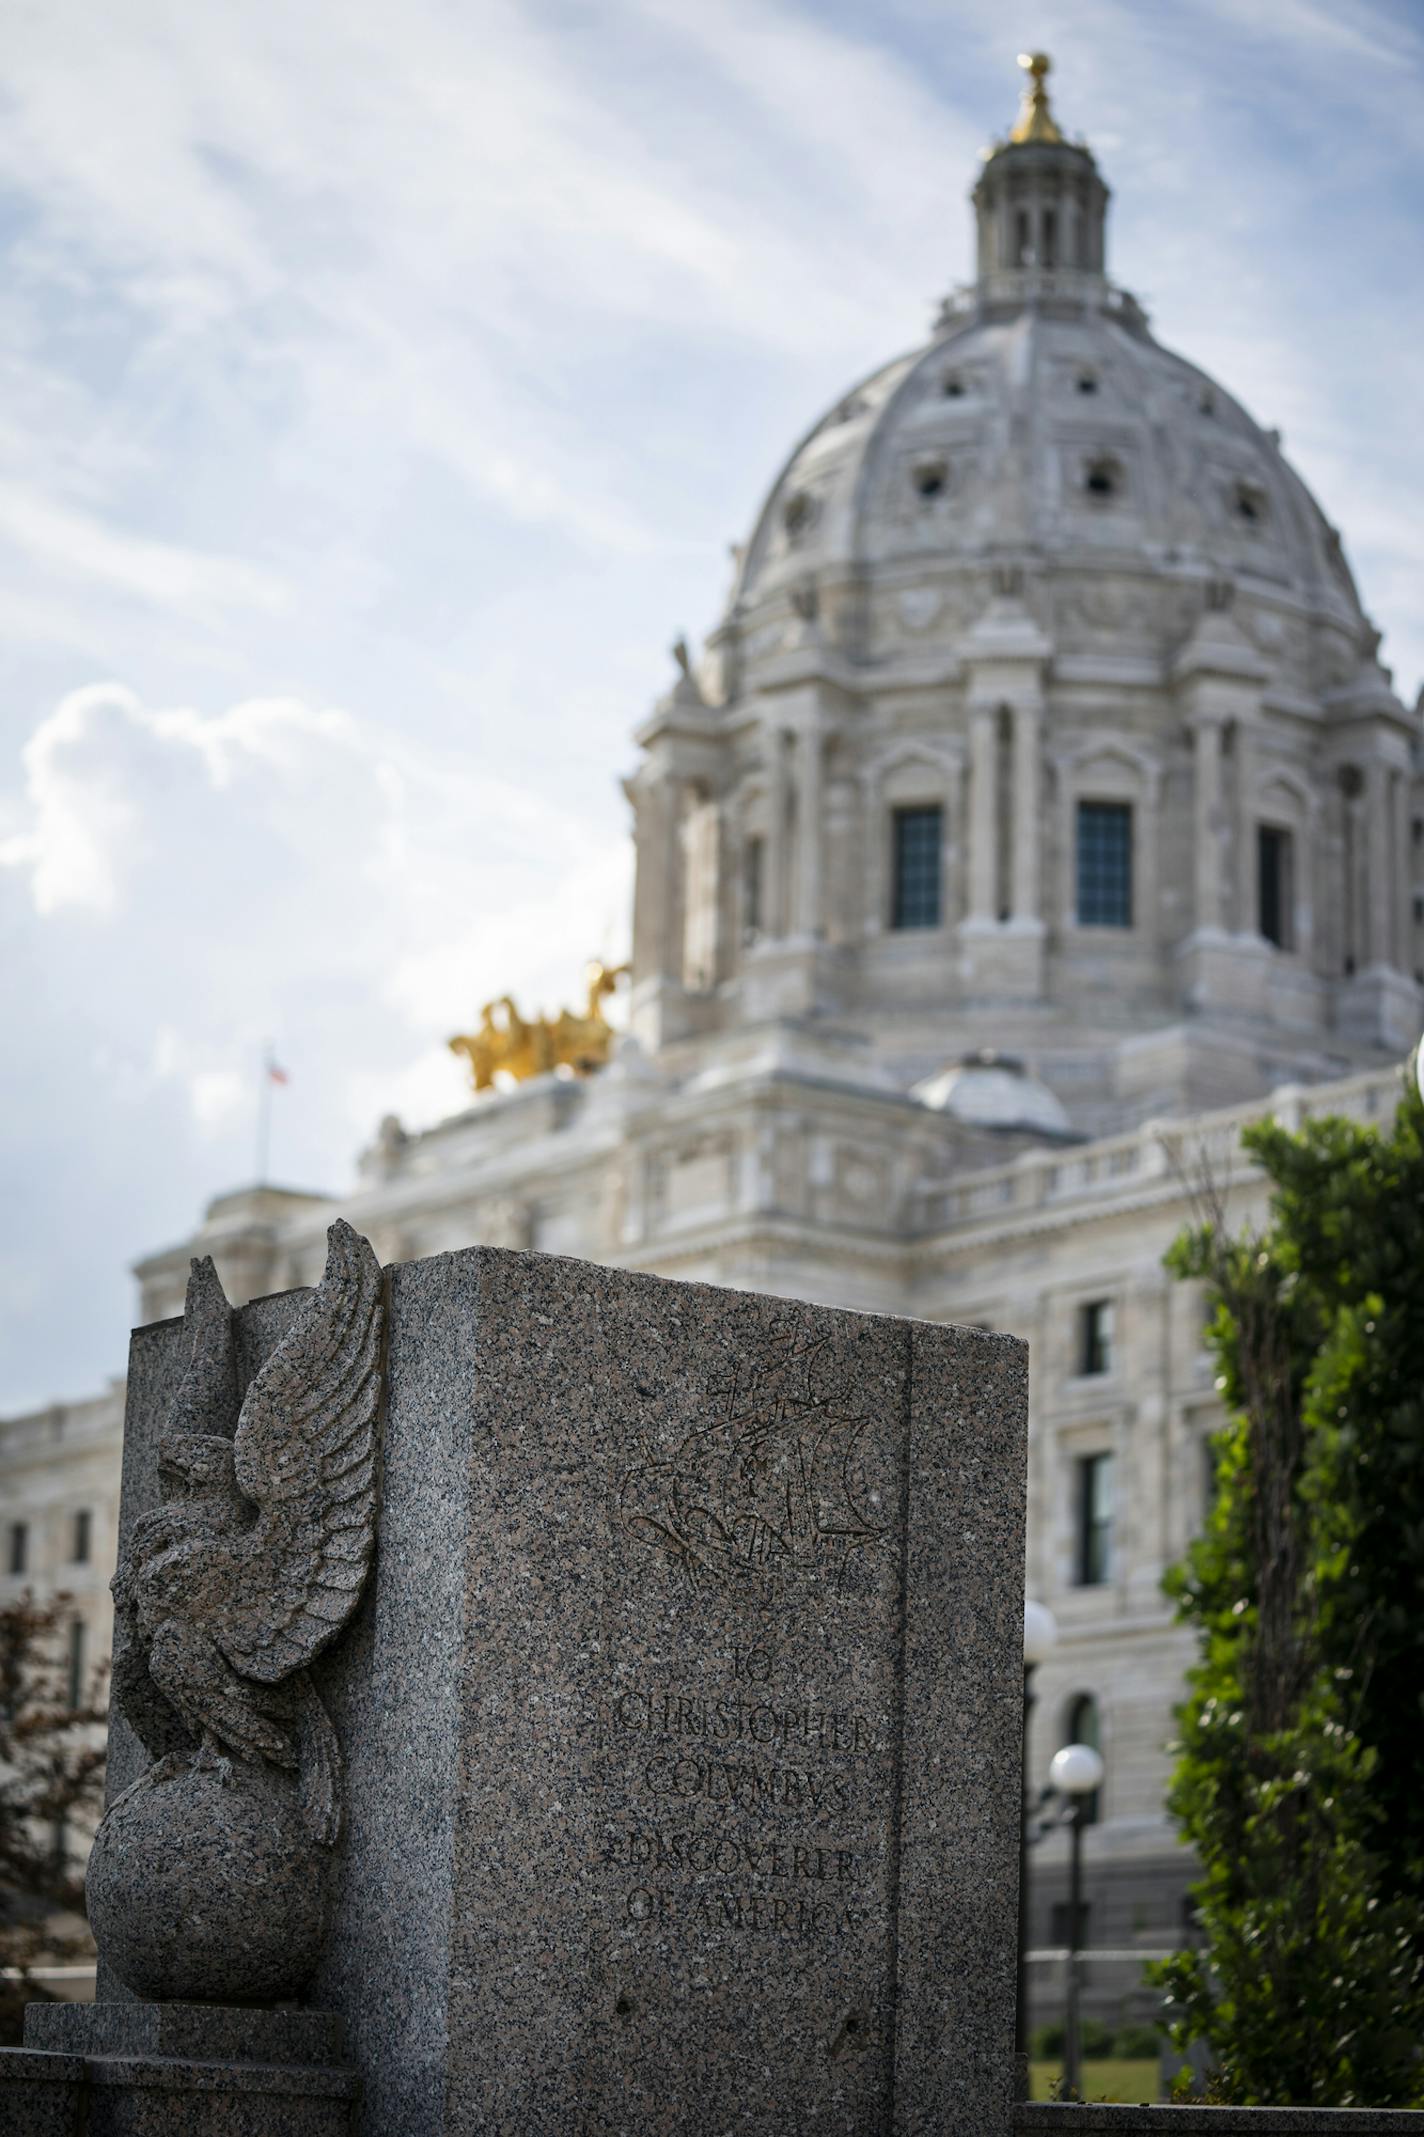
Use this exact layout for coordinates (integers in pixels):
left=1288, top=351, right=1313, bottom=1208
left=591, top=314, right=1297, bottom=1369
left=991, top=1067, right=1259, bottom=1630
left=113, top=1218, right=385, bottom=1847
left=216, top=1218, right=384, bottom=1686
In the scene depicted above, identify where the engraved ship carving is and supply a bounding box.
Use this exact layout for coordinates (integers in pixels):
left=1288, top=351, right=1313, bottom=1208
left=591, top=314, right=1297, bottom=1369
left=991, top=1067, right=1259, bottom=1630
left=89, top=1218, right=385, bottom=2002
left=619, top=1326, right=887, bottom=1595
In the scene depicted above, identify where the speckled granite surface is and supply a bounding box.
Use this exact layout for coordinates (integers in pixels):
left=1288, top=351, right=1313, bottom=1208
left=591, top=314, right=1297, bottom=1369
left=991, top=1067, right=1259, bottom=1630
left=0, top=2049, right=85, bottom=2137
left=0, top=2043, right=358, bottom=2135
left=1017, top=2112, right=1424, bottom=2132
left=24, top=2004, right=346, bottom=2065
left=54, top=1246, right=1028, bottom=2136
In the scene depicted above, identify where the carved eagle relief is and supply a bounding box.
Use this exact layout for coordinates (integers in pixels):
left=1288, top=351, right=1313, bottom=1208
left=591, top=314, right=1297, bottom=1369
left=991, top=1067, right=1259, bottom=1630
left=111, top=1220, right=384, bottom=1846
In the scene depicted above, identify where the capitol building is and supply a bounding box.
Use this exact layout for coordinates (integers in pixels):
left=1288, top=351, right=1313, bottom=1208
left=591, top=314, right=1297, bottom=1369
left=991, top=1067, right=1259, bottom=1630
left=4, top=58, right=1420, bottom=1991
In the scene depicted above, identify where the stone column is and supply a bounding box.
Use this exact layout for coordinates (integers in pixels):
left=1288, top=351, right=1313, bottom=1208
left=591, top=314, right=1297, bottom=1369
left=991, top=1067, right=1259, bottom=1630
left=630, top=788, right=655, bottom=986
left=1365, top=759, right=1392, bottom=969
left=1011, top=702, right=1042, bottom=923
left=1392, top=768, right=1412, bottom=973
left=795, top=722, right=823, bottom=940
left=631, top=777, right=683, bottom=986
left=680, top=791, right=720, bottom=991
left=1296, top=808, right=1316, bottom=964
left=768, top=731, right=791, bottom=939
left=658, top=779, right=687, bottom=979
left=1339, top=769, right=1364, bottom=974
left=824, top=777, right=858, bottom=945
left=862, top=769, right=886, bottom=937
left=968, top=705, right=997, bottom=923
left=1128, top=1273, right=1172, bottom=1603
left=1192, top=716, right=1226, bottom=935
left=715, top=803, right=740, bottom=982
left=1232, top=720, right=1256, bottom=936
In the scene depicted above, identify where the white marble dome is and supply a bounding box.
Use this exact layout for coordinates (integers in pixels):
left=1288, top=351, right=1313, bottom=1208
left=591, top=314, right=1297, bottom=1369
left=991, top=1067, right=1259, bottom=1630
left=732, top=304, right=1366, bottom=644
left=720, top=63, right=1373, bottom=693
left=629, top=56, right=1420, bottom=1112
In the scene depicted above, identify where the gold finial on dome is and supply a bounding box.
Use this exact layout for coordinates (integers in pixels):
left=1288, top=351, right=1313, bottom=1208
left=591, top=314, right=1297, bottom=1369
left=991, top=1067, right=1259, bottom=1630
left=1009, top=51, right=1064, bottom=144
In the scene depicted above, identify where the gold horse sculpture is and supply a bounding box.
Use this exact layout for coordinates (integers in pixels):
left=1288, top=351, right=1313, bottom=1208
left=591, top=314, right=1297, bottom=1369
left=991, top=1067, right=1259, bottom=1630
left=449, top=961, right=628, bottom=1094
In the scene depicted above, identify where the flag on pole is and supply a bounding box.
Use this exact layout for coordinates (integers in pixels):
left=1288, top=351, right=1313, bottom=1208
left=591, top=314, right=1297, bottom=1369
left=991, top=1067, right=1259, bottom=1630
left=256, top=1046, right=289, bottom=1182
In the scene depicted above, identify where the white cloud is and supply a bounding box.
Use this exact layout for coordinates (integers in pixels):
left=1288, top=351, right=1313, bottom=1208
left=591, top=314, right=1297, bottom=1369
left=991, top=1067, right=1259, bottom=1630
left=1, top=677, right=631, bottom=1092
left=189, top=1068, right=247, bottom=1131
left=0, top=672, right=632, bottom=1405
left=0, top=685, right=140, bottom=913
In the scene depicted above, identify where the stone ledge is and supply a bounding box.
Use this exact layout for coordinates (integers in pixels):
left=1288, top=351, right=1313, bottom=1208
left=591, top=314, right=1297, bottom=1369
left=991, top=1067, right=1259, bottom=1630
left=25, top=2000, right=346, bottom=2066
left=1017, top=2108, right=1423, bottom=2132
left=0, top=2042, right=359, bottom=2137
left=84, top=2053, right=360, bottom=2097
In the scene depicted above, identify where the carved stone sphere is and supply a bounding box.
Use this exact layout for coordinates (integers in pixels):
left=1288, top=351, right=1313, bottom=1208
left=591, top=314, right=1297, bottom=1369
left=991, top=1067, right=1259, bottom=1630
left=87, top=1760, right=333, bottom=2003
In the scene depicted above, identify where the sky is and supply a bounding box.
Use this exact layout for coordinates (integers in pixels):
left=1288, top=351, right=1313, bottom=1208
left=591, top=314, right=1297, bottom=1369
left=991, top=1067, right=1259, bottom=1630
left=0, top=0, right=1421, bottom=1411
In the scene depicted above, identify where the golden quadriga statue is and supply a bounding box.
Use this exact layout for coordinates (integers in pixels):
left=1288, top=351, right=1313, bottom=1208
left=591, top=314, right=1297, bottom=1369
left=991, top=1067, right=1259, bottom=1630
left=449, top=960, right=627, bottom=1094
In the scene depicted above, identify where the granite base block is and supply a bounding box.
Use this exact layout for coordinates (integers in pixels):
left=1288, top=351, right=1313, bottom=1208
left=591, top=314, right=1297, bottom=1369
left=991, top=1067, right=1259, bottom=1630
left=0, top=2049, right=86, bottom=2137
left=25, top=2004, right=346, bottom=2067
left=3, top=2007, right=358, bottom=2137
left=1016, top=2110, right=1424, bottom=2133
left=81, top=2054, right=358, bottom=2137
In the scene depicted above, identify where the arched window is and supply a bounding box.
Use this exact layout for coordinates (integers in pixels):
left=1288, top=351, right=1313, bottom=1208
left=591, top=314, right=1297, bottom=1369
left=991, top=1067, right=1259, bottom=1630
left=891, top=806, right=943, bottom=929
left=1076, top=800, right=1133, bottom=926
left=995, top=707, right=1014, bottom=922
left=1064, top=1693, right=1102, bottom=1824
left=1257, top=824, right=1294, bottom=950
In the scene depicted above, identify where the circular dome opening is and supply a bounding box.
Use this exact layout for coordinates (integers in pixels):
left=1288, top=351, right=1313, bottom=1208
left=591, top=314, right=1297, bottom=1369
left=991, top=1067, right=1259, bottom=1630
left=913, top=457, right=948, bottom=501
left=782, top=490, right=817, bottom=541
left=1234, top=480, right=1267, bottom=529
left=942, top=371, right=966, bottom=398
left=1076, top=372, right=1099, bottom=396
left=1084, top=455, right=1122, bottom=500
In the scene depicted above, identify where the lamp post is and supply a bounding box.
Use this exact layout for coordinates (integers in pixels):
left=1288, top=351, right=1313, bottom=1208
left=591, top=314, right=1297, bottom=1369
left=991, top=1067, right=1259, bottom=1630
left=1049, top=1740, right=1106, bottom=2101
left=1017, top=1600, right=1058, bottom=2087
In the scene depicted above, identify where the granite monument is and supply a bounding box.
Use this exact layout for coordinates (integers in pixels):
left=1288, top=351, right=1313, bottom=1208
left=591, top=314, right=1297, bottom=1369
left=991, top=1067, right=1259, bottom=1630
left=4, top=1235, right=1029, bottom=2135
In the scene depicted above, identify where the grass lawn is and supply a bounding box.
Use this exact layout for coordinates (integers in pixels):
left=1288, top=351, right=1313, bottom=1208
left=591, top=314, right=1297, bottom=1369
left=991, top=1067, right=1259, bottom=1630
left=1030, top=2058, right=1162, bottom=2103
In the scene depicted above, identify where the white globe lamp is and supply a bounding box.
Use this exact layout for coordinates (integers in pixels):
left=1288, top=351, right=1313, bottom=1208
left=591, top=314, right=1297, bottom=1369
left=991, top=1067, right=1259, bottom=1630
left=1050, top=1738, right=1106, bottom=2097
left=1050, top=1741, right=1105, bottom=1799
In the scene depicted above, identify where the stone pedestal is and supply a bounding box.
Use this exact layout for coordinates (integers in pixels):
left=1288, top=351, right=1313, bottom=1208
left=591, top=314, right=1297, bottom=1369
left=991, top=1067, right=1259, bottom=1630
left=1335, top=963, right=1421, bottom=1052
left=738, top=935, right=821, bottom=1019
left=959, top=916, right=1046, bottom=1001
left=53, top=1247, right=1029, bottom=2136
left=0, top=2004, right=358, bottom=2136
left=1176, top=927, right=1272, bottom=1018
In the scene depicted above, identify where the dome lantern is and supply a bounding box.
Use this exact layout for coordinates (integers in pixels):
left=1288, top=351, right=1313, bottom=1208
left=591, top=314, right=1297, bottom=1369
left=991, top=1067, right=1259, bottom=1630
left=973, top=53, right=1109, bottom=292
left=625, top=53, right=1420, bottom=1077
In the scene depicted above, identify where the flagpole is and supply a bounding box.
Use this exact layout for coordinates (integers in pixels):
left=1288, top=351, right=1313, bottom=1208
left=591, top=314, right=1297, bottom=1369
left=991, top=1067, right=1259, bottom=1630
left=256, top=1042, right=273, bottom=1184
